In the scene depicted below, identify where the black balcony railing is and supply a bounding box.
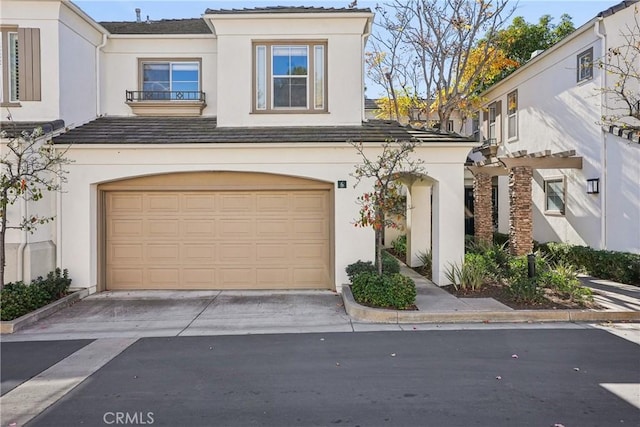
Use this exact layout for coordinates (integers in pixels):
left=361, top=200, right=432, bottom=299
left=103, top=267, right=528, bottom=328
left=126, top=90, right=206, bottom=102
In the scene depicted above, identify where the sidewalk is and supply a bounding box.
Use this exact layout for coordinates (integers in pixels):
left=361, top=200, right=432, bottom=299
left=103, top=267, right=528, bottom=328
left=342, top=265, right=640, bottom=324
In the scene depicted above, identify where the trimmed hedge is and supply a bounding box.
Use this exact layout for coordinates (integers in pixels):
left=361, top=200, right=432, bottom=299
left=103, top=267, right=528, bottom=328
left=350, top=271, right=416, bottom=309
left=0, top=269, right=71, bottom=321
left=345, top=252, right=400, bottom=281
left=539, top=242, right=640, bottom=286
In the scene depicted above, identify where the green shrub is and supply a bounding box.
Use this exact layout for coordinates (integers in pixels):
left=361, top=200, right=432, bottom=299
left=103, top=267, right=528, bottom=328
left=350, top=271, right=416, bottom=309
left=505, top=256, right=545, bottom=303
left=539, top=242, right=639, bottom=286
left=493, top=232, right=510, bottom=248
left=346, top=260, right=376, bottom=282
left=380, top=251, right=400, bottom=275
left=542, top=261, right=593, bottom=303
left=391, top=234, right=407, bottom=258
left=417, top=249, right=432, bottom=280
left=0, top=268, right=71, bottom=321
left=444, top=253, right=490, bottom=291
left=346, top=253, right=400, bottom=283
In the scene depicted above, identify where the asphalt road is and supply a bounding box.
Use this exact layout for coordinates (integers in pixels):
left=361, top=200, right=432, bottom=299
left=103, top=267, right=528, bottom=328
left=11, top=329, right=640, bottom=427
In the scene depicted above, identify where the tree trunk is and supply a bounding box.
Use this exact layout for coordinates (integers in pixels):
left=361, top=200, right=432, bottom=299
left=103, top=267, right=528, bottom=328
left=376, top=228, right=384, bottom=276
left=0, top=193, right=7, bottom=289
left=385, top=72, right=401, bottom=122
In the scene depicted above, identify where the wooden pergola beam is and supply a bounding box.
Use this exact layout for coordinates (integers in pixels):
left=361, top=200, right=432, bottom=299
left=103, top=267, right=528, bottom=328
left=500, top=156, right=582, bottom=170
left=467, top=165, right=510, bottom=176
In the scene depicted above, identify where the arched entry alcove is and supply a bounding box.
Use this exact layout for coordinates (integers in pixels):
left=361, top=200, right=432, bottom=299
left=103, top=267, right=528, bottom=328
left=97, top=171, right=334, bottom=291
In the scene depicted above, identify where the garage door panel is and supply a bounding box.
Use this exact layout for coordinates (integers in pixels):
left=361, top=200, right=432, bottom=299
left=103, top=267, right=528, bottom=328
left=219, top=268, right=256, bottom=287
left=256, top=243, right=289, bottom=263
left=256, top=268, right=290, bottom=286
left=146, top=244, right=180, bottom=263
left=256, top=193, right=290, bottom=212
left=109, top=268, right=143, bottom=288
left=218, top=219, right=254, bottom=238
left=293, top=193, right=327, bottom=212
left=183, top=269, right=217, bottom=287
left=108, top=244, right=143, bottom=264
left=148, top=269, right=179, bottom=287
left=293, top=219, right=328, bottom=238
left=292, top=242, right=327, bottom=261
left=109, top=219, right=143, bottom=238
left=105, top=186, right=331, bottom=290
left=182, top=194, right=216, bottom=212
left=220, top=194, right=254, bottom=213
left=219, top=243, right=254, bottom=263
left=147, top=194, right=180, bottom=213
left=256, top=219, right=290, bottom=238
left=182, top=244, right=216, bottom=264
left=108, top=194, right=143, bottom=213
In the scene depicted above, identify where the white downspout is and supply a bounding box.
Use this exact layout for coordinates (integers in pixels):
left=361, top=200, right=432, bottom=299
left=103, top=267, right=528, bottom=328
left=96, top=33, right=108, bottom=116
left=361, top=18, right=372, bottom=122
left=595, top=17, right=607, bottom=250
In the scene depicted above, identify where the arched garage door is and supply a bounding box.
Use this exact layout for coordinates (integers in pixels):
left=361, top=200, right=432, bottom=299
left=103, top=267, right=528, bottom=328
left=100, top=172, right=333, bottom=290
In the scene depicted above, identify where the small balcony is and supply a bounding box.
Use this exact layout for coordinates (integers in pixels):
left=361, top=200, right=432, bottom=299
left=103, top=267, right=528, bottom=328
left=473, top=138, right=499, bottom=157
left=125, top=90, right=206, bottom=116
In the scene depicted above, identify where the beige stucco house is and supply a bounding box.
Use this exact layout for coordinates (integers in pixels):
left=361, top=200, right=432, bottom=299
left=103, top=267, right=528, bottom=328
left=1, top=0, right=476, bottom=293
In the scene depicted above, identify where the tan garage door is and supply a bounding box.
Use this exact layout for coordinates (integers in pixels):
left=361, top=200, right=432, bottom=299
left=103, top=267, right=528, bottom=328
left=103, top=177, right=332, bottom=290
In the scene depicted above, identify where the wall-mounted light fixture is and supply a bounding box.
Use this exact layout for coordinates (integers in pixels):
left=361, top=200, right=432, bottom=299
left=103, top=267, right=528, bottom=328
left=586, top=178, right=600, bottom=194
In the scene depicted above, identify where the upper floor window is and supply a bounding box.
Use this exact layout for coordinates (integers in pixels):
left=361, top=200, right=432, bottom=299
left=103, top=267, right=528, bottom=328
left=545, top=178, right=565, bottom=215
left=446, top=120, right=454, bottom=132
left=577, top=48, right=593, bottom=83
left=0, top=27, right=41, bottom=105
left=488, top=102, right=497, bottom=142
left=507, top=90, right=518, bottom=140
left=471, top=113, right=480, bottom=141
left=141, top=60, right=201, bottom=100
left=254, top=41, right=326, bottom=112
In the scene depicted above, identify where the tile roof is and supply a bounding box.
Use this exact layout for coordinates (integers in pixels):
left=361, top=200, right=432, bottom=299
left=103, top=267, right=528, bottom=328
left=100, top=19, right=212, bottom=34
left=365, top=98, right=379, bottom=110
left=205, top=6, right=372, bottom=14
left=597, top=0, right=639, bottom=17
left=52, top=117, right=473, bottom=145
left=0, top=120, right=66, bottom=138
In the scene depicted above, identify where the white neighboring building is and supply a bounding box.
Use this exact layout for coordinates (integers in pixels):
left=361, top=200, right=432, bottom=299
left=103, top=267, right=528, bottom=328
left=2, top=1, right=477, bottom=292
left=471, top=0, right=640, bottom=254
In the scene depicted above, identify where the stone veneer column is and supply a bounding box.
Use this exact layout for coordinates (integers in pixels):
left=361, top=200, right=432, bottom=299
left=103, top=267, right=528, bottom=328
left=508, top=166, right=534, bottom=255
left=473, top=172, right=493, bottom=245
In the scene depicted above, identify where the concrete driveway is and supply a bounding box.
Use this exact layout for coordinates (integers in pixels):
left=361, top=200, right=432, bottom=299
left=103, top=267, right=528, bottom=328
left=2, top=290, right=355, bottom=341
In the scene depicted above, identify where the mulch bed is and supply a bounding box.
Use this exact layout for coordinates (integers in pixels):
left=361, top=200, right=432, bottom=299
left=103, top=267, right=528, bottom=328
left=384, top=249, right=598, bottom=310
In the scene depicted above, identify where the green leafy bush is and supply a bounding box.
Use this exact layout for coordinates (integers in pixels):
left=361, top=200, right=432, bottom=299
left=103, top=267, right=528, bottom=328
left=381, top=251, right=400, bottom=275
left=345, top=260, right=377, bottom=282
left=350, top=272, right=416, bottom=309
left=493, top=232, right=510, bottom=248
left=444, top=253, right=490, bottom=291
left=0, top=268, right=71, bottom=321
left=391, top=234, right=407, bottom=258
left=505, top=256, right=545, bottom=303
left=539, top=242, right=640, bottom=286
left=542, top=261, right=593, bottom=303
left=417, top=249, right=432, bottom=280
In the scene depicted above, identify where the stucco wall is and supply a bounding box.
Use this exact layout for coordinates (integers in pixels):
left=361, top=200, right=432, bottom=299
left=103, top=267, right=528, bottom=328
left=210, top=14, right=370, bottom=127
left=478, top=22, right=608, bottom=249
left=101, top=36, right=218, bottom=117
left=57, top=142, right=472, bottom=290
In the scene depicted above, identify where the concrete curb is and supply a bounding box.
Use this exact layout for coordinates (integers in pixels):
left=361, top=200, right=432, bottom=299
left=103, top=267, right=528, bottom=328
left=342, top=285, right=640, bottom=324
left=1, top=289, right=89, bottom=334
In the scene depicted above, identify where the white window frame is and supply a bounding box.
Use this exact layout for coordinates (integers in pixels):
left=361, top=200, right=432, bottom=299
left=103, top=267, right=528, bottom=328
left=544, top=177, right=566, bottom=215
left=8, top=31, right=18, bottom=102
left=271, top=45, right=309, bottom=110
left=507, top=90, right=518, bottom=141
left=488, top=103, right=497, bottom=142
left=577, top=48, right=593, bottom=83
left=253, top=41, right=327, bottom=113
